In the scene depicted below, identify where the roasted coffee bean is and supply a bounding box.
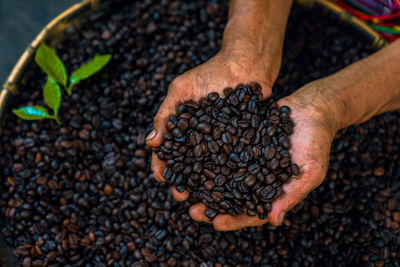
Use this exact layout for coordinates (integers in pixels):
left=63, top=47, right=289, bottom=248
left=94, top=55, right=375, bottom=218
left=227, top=94, right=239, bottom=106
left=222, top=132, right=233, bottom=144
left=269, top=157, right=280, bottom=170
left=219, top=200, right=232, bottom=210
left=193, top=144, right=203, bottom=158
left=215, top=174, right=226, bottom=186
left=267, top=126, right=276, bottom=137
left=172, top=128, right=183, bottom=138
left=177, top=119, right=189, bottom=131
left=248, top=163, right=260, bottom=175
left=217, top=153, right=228, bottom=165
left=264, top=146, right=275, bottom=160
left=207, top=141, right=219, bottom=153
left=278, top=134, right=290, bottom=149
left=280, top=157, right=291, bottom=168
left=278, top=173, right=290, bottom=182
left=197, top=122, right=212, bottom=134
left=291, top=163, right=300, bottom=175
left=211, top=191, right=224, bottom=202
left=205, top=209, right=217, bottom=219
left=204, top=169, right=216, bottom=179
left=204, top=180, right=215, bottom=190
left=162, top=168, right=173, bottom=180
left=244, top=175, right=257, bottom=187
left=265, top=173, right=276, bottom=184
left=238, top=120, right=250, bottom=128
left=189, top=117, right=199, bottom=128
left=193, top=162, right=203, bottom=173
left=189, top=131, right=202, bottom=145
left=212, top=128, right=222, bottom=139
left=217, top=113, right=230, bottom=124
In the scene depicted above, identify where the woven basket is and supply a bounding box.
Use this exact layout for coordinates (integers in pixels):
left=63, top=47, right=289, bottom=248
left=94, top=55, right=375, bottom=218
left=0, top=0, right=386, bottom=265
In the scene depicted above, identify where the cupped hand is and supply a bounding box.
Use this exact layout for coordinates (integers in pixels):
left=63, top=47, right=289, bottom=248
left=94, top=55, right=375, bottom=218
left=265, top=90, right=337, bottom=226
left=146, top=52, right=274, bottom=229
left=190, top=81, right=339, bottom=229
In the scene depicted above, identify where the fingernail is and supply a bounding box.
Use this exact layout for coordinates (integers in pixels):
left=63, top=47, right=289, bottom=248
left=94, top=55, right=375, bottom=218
left=278, top=212, right=285, bottom=225
left=146, top=129, right=157, bottom=141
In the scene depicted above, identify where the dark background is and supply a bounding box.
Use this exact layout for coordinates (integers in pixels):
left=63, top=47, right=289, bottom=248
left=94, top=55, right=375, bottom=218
left=0, top=0, right=78, bottom=83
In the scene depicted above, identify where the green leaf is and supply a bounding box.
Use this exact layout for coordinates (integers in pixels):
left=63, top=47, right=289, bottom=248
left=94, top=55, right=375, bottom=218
left=70, top=54, right=111, bottom=86
left=35, top=42, right=67, bottom=86
left=43, top=77, right=61, bottom=114
left=12, top=106, right=51, bottom=120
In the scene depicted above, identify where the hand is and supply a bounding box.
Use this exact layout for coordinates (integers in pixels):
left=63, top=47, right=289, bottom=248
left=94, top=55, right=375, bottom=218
left=146, top=52, right=274, bottom=229
left=266, top=81, right=337, bottom=226
left=187, top=81, right=337, bottom=229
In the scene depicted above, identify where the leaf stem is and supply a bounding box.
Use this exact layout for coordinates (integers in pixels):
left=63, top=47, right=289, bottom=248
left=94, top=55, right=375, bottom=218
left=66, top=84, right=73, bottom=96
left=53, top=115, right=61, bottom=125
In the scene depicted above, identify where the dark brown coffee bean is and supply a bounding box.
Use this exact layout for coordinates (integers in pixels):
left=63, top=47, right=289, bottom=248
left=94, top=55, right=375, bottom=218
left=166, top=121, right=176, bottom=131
left=248, top=163, right=260, bottom=175
left=214, top=174, right=226, bottom=186
left=217, top=153, right=228, bottom=165
left=219, top=200, right=232, bottom=210
left=207, top=141, right=219, bottom=153
left=267, top=126, right=276, bottom=137
left=238, top=120, right=250, bottom=128
left=193, top=144, right=202, bottom=158
left=269, top=115, right=280, bottom=124
left=217, top=113, right=230, bottom=123
left=177, top=119, right=188, bottom=131
left=193, top=162, right=203, bottom=173
left=260, top=187, right=275, bottom=200
left=188, top=117, right=199, bottom=128
left=212, top=128, right=222, bottom=139
left=280, top=105, right=291, bottom=114
left=207, top=92, right=219, bottom=102
left=204, top=169, right=216, bottom=179
left=291, top=163, right=300, bottom=175
left=205, top=209, right=217, bottom=219
left=265, top=173, right=276, bottom=184
left=244, top=174, right=257, bottom=187
left=228, top=94, right=239, bottom=106
left=222, top=132, right=233, bottom=144
left=264, top=146, right=275, bottom=160
left=197, top=122, right=212, bottom=134
left=280, top=157, right=291, bottom=168
left=211, top=191, right=224, bottom=202
left=269, top=157, right=279, bottom=170
left=278, top=173, right=290, bottom=182
left=278, top=134, right=290, bottom=149
left=162, top=168, right=172, bottom=180
left=204, top=180, right=215, bottom=190
left=189, top=131, right=202, bottom=145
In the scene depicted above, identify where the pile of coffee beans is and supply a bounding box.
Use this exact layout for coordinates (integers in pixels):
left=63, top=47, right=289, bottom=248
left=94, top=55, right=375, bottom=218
left=155, top=83, right=299, bottom=219
left=0, top=0, right=399, bottom=266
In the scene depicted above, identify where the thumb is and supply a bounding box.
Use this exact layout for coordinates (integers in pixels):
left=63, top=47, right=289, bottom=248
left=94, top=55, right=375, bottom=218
left=146, top=95, right=176, bottom=148
left=267, top=162, right=324, bottom=226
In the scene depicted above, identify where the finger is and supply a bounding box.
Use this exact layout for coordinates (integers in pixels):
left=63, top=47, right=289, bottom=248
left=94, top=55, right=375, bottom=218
left=169, top=185, right=189, bottom=202
left=213, top=213, right=268, bottom=231
left=189, top=203, right=212, bottom=223
left=151, top=153, right=166, bottom=182
left=268, top=164, right=322, bottom=226
left=146, top=96, right=176, bottom=148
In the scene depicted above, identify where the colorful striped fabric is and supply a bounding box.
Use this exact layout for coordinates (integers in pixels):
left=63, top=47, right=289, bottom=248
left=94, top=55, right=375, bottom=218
left=336, top=0, right=400, bottom=42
